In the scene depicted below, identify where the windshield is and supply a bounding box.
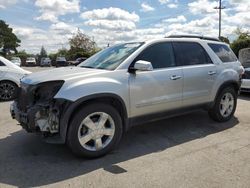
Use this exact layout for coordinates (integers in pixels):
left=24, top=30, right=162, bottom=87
left=11, top=57, right=21, bottom=61
left=27, top=57, right=35, bottom=61
left=79, top=42, right=144, bottom=70
left=57, top=57, right=66, bottom=61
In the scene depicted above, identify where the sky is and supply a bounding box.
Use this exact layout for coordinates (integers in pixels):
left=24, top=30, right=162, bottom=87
left=0, top=0, right=250, bottom=54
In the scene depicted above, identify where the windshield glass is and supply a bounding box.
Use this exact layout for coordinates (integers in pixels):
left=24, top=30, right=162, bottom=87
left=79, top=42, right=144, bottom=70
left=27, top=57, right=35, bottom=61
left=57, top=57, right=66, bottom=61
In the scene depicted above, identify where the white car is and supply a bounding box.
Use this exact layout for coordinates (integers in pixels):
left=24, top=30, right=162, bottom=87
left=241, top=68, right=250, bottom=92
left=26, top=57, right=36, bottom=66
left=11, top=57, right=21, bottom=66
left=0, top=56, right=31, bottom=101
left=40, top=57, right=51, bottom=67
left=239, top=48, right=250, bottom=92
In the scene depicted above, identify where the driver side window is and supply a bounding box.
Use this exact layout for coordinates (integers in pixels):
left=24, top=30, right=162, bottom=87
left=134, top=42, right=176, bottom=69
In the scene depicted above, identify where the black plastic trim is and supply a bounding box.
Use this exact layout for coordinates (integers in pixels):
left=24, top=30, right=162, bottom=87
left=128, top=103, right=212, bottom=127
left=58, top=93, right=128, bottom=143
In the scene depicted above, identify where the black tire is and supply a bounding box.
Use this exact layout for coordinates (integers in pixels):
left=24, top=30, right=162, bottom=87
left=208, top=87, right=237, bottom=122
left=67, top=103, right=123, bottom=158
left=0, top=81, right=18, bottom=101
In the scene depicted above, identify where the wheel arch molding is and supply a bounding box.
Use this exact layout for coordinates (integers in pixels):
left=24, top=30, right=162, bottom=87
left=58, top=93, right=129, bottom=144
left=211, top=80, right=240, bottom=107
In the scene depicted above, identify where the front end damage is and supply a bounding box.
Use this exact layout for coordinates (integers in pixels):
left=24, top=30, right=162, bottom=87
left=10, top=80, right=70, bottom=142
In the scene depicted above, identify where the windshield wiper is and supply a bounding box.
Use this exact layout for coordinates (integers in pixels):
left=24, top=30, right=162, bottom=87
left=80, top=65, right=95, bottom=69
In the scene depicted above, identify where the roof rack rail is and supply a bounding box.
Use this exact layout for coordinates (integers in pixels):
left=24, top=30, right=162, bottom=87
left=166, top=35, right=220, bottom=42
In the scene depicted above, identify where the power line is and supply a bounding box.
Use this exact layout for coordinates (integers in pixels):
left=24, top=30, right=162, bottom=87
left=214, top=0, right=225, bottom=38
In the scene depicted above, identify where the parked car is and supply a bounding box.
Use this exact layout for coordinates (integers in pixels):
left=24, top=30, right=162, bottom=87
left=55, top=57, right=67, bottom=67
left=40, top=57, right=51, bottom=67
left=69, top=57, right=87, bottom=66
left=11, top=36, right=244, bottom=158
left=10, top=57, right=21, bottom=66
left=26, top=57, right=36, bottom=66
left=0, top=56, right=31, bottom=101
left=239, top=48, right=250, bottom=92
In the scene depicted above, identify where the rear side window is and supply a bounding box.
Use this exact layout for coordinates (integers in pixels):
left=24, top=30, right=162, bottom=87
left=208, top=43, right=237, bottom=63
left=0, top=60, right=5, bottom=66
left=134, top=42, right=175, bottom=69
left=173, top=42, right=212, bottom=66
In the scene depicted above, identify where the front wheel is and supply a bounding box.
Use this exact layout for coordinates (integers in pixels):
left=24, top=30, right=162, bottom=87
left=209, top=87, right=237, bottom=122
left=67, top=103, right=123, bottom=158
left=0, top=81, right=18, bottom=101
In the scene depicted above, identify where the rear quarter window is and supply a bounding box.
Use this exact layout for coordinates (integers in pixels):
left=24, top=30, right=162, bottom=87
left=208, top=43, right=237, bottom=63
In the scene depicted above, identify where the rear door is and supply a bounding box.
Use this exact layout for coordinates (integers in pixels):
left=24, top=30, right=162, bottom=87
left=172, top=42, right=217, bottom=107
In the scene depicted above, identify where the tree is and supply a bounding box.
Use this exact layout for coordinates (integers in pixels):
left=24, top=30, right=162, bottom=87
left=0, top=20, right=21, bottom=56
left=40, top=46, right=47, bottom=57
left=68, top=29, right=98, bottom=59
left=219, top=36, right=230, bottom=44
left=230, top=28, right=250, bottom=57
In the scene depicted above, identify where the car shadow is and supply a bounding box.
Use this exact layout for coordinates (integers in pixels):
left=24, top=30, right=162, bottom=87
left=0, top=110, right=239, bottom=187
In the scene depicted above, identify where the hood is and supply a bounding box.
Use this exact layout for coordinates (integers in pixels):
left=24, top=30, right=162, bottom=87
left=21, top=67, right=108, bottom=85
left=7, top=66, right=31, bottom=75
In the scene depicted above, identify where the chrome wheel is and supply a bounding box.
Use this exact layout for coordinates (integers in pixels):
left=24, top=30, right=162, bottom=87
left=78, top=112, right=115, bottom=151
left=219, top=92, right=234, bottom=118
left=0, top=82, right=16, bottom=101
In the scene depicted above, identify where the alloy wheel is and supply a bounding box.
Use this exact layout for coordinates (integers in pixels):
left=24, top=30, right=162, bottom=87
left=0, top=82, right=16, bottom=101
left=219, top=92, right=234, bottom=118
left=78, top=112, right=115, bottom=151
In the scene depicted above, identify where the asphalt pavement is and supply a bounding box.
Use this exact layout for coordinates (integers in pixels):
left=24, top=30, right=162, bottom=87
left=0, top=66, right=249, bottom=188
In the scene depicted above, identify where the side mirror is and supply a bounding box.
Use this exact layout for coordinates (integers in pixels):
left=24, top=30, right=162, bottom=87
left=131, top=60, right=153, bottom=72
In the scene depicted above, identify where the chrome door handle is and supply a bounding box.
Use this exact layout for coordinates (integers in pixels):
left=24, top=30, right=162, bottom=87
left=170, top=75, right=182, bottom=80
left=208, top=71, right=217, bottom=75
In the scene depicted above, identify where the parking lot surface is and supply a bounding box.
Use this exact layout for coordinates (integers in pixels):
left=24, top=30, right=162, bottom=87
left=0, top=67, right=250, bottom=188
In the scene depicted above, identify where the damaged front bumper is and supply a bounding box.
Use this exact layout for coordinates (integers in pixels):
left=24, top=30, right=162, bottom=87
left=10, top=80, right=70, bottom=143
left=10, top=101, right=59, bottom=133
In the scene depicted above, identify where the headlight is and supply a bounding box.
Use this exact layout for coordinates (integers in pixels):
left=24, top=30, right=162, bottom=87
left=34, top=81, right=64, bottom=102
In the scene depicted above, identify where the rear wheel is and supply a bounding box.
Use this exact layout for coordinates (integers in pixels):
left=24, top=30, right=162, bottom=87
left=0, top=81, right=18, bottom=101
left=67, top=103, right=123, bottom=158
left=209, top=87, right=237, bottom=122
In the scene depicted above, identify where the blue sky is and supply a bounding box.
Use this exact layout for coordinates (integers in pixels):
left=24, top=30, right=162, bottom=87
left=0, top=0, right=249, bottom=53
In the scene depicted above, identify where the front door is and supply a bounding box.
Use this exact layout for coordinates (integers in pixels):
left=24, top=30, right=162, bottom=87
left=129, top=42, right=183, bottom=117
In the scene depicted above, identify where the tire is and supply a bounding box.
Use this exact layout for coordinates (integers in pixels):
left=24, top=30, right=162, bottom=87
left=0, top=81, right=18, bottom=101
left=209, top=87, right=237, bottom=122
left=67, top=103, right=123, bottom=158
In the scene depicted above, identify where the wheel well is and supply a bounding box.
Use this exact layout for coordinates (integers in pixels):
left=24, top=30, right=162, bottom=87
left=215, top=81, right=240, bottom=101
left=0, top=80, right=18, bottom=87
left=67, top=96, right=128, bottom=133
left=220, top=82, right=239, bottom=93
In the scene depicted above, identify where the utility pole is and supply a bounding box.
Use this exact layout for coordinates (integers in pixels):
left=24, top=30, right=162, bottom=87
left=214, top=0, right=225, bottom=38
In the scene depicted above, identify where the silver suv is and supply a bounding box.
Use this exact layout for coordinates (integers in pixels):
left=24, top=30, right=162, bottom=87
left=10, top=36, right=244, bottom=158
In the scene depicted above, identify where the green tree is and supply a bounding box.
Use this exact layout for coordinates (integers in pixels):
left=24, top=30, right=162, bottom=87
left=230, top=28, right=250, bottom=57
left=40, top=46, right=47, bottom=57
left=219, top=36, right=230, bottom=44
left=68, top=29, right=98, bottom=59
left=0, top=20, right=21, bottom=56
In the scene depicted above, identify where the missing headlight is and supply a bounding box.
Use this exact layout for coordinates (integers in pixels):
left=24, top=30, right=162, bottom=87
left=34, top=81, right=64, bottom=102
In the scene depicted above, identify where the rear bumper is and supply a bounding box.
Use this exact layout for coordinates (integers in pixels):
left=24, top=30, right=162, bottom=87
left=241, top=79, right=250, bottom=92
